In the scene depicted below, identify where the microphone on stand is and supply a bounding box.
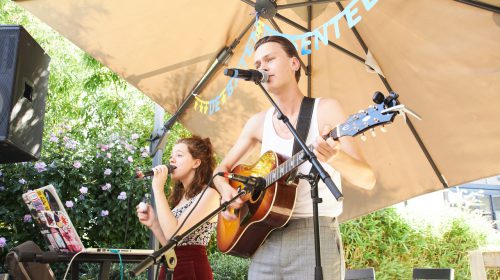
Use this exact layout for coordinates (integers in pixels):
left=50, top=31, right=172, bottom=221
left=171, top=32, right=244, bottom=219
left=224, top=68, right=268, bottom=83
left=135, top=165, right=176, bottom=179
left=217, top=172, right=267, bottom=191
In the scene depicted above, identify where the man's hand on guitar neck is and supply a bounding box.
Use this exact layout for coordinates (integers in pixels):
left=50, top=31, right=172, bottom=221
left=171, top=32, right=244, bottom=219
left=214, top=176, right=244, bottom=221
left=314, top=125, right=341, bottom=164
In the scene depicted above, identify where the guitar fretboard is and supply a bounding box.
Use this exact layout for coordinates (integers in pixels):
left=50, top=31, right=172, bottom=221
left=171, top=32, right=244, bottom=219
left=263, top=127, right=340, bottom=186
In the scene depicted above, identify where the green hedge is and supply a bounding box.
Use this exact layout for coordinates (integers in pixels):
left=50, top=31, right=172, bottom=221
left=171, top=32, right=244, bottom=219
left=0, top=126, right=153, bottom=276
left=204, top=208, right=496, bottom=280
left=341, top=207, right=498, bottom=280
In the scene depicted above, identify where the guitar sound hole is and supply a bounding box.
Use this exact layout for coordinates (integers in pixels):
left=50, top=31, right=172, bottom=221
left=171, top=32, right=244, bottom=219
left=249, top=190, right=263, bottom=203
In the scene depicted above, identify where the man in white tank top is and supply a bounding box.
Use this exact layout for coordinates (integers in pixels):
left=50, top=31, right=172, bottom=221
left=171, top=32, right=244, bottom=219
left=214, top=36, right=376, bottom=280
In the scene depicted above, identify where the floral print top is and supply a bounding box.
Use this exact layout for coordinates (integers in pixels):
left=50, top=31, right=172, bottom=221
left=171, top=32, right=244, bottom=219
left=171, top=190, right=216, bottom=246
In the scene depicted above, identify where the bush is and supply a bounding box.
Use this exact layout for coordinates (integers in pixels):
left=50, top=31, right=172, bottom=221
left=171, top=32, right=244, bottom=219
left=341, top=207, right=494, bottom=280
left=0, top=125, right=153, bottom=274
left=210, top=250, right=250, bottom=280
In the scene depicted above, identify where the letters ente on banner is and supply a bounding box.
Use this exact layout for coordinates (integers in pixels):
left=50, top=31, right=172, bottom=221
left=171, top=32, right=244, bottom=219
left=194, top=0, right=378, bottom=115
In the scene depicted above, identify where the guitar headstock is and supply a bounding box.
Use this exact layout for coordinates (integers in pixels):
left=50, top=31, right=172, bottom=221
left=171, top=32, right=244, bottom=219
left=330, top=91, right=401, bottom=139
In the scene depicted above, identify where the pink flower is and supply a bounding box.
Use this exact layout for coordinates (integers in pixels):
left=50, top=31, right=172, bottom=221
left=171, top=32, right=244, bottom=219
left=65, top=140, right=78, bottom=150
left=23, top=214, right=32, bottom=223
left=73, top=161, right=82, bottom=169
left=49, top=134, right=59, bottom=143
left=100, top=210, right=109, bottom=217
left=0, top=237, right=6, bottom=248
left=65, top=201, right=74, bottom=208
left=125, top=143, right=134, bottom=151
left=117, top=192, right=127, bottom=200
left=106, top=153, right=112, bottom=158
left=131, top=133, right=139, bottom=140
left=104, top=168, right=112, bottom=176
left=127, top=156, right=134, bottom=163
left=34, top=162, right=47, bottom=173
left=101, top=183, right=111, bottom=191
left=79, top=186, right=88, bottom=194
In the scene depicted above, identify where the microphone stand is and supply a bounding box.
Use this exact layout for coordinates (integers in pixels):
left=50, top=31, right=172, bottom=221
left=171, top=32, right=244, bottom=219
left=255, top=81, right=343, bottom=280
left=130, top=185, right=259, bottom=278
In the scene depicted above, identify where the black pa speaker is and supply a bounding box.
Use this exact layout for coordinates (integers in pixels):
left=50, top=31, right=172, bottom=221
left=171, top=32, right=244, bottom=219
left=0, top=25, right=50, bottom=164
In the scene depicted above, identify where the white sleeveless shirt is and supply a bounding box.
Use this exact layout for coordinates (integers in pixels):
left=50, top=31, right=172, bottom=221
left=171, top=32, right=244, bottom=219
left=260, top=98, right=343, bottom=218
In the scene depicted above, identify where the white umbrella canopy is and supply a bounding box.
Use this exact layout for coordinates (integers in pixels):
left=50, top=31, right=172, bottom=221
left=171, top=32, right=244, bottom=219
left=16, top=0, right=500, bottom=221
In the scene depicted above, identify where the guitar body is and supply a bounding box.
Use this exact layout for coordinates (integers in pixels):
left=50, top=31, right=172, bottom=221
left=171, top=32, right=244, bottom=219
left=217, top=92, right=403, bottom=257
left=217, top=151, right=298, bottom=257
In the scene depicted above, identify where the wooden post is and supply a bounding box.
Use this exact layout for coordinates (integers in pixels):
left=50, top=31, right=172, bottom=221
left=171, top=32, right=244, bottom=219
left=469, top=249, right=500, bottom=280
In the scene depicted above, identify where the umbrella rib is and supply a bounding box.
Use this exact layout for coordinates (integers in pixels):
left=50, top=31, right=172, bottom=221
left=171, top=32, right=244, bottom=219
left=335, top=2, right=368, bottom=52
left=149, top=19, right=255, bottom=155
left=240, top=0, right=256, bottom=7
left=233, top=19, right=256, bottom=46
left=307, top=3, right=313, bottom=98
left=406, top=118, right=450, bottom=188
left=268, top=18, right=309, bottom=73
left=275, top=13, right=365, bottom=64
left=334, top=2, right=450, bottom=189
left=276, top=0, right=342, bottom=10
left=454, top=0, right=500, bottom=13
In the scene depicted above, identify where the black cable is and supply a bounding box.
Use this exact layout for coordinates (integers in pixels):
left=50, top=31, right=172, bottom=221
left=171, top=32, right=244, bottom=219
left=155, top=257, right=163, bottom=280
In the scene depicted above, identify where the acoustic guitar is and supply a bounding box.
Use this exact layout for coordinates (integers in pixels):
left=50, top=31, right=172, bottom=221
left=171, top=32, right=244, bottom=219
left=217, top=92, right=403, bottom=257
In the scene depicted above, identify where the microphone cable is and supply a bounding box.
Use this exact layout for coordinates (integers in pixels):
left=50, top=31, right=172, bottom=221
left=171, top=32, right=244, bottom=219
left=109, top=249, right=124, bottom=280
left=62, top=250, right=85, bottom=280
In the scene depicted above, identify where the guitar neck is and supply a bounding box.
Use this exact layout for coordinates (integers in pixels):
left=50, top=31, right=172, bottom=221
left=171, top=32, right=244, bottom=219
left=263, top=126, right=340, bottom=186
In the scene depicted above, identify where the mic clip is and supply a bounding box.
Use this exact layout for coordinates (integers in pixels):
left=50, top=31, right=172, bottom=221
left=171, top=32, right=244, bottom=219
left=217, top=172, right=266, bottom=193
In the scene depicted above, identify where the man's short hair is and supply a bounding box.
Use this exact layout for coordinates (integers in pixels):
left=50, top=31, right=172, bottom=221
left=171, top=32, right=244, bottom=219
left=254, top=36, right=301, bottom=82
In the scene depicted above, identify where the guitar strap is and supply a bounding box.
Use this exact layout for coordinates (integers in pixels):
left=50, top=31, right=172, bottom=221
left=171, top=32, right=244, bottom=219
left=292, top=96, right=315, bottom=155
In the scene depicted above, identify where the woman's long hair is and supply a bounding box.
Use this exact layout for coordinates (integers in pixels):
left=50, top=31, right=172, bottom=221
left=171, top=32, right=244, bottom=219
left=167, top=136, right=216, bottom=207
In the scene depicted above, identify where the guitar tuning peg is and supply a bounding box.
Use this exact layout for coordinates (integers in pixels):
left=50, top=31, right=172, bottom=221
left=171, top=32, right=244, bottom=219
left=360, top=133, right=367, bottom=142
left=371, top=128, right=376, bottom=137
left=381, top=126, right=387, bottom=133
left=372, top=91, right=385, bottom=104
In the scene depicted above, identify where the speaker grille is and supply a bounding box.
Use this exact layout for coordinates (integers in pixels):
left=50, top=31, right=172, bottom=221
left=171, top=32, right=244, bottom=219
left=0, top=34, right=16, bottom=72
left=0, top=25, right=50, bottom=164
left=0, top=30, right=19, bottom=136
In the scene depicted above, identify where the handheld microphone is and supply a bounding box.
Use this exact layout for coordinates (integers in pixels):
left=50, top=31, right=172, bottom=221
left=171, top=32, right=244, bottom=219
left=218, top=172, right=267, bottom=191
left=224, top=68, right=268, bottom=83
left=135, top=165, right=176, bottom=179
